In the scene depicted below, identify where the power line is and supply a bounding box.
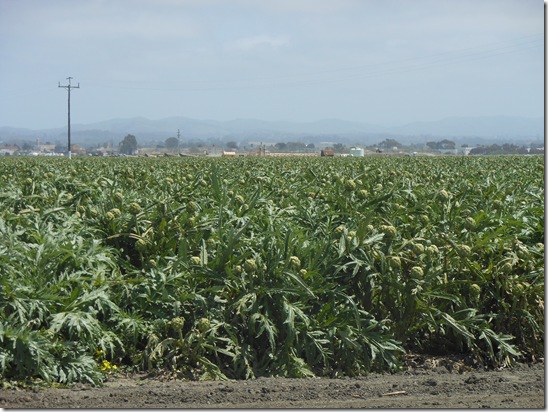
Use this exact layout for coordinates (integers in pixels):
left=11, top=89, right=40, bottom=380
left=58, top=77, right=80, bottom=159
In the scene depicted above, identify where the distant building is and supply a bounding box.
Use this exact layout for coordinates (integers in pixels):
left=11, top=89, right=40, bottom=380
left=36, top=144, right=56, bottom=153
left=71, top=144, right=86, bottom=155
left=0, top=145, right=18, bottom=156
left=320, top=149, right=335, bottom=157
left=349, top=147, right=364, bottom=157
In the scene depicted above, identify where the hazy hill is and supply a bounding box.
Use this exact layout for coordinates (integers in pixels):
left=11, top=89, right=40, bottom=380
left=0, top=115, right=543, bottom=147
left=388, top=116, right=544, bottom=138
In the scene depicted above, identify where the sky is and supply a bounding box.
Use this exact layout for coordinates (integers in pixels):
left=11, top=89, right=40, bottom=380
left=0, top=0, right=544, bottom=130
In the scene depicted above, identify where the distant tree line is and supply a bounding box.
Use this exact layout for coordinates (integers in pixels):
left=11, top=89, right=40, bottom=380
left=113, top=134, right=542, bottom=157
left=274, top=142, right=316, bottom=152
left=376, top=139, right=402, bottom=149
left=426, top=139, right=456, bottom=150
left=469, top=144, right=544, bottom=155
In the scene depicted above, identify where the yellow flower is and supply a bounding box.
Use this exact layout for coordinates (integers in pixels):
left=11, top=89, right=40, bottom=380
left=100, top=360, right=111, bottom=371
left=99, top=359, right=118, bottom=372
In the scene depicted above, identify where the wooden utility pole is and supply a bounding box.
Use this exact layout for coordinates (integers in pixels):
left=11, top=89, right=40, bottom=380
left=58, top=77, right=80, bottom=159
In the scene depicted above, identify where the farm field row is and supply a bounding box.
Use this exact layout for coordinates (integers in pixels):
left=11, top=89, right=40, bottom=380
left=0, top=155, right=544, bottom=385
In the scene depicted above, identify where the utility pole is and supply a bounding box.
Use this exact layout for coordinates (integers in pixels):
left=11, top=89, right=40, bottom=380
left=177, top=129, right=181, bottom=155
left=58, top=77, right=80, bottom=159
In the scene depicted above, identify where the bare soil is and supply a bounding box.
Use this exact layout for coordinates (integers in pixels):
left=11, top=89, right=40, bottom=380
left=1, top=358, right=544, bottom=409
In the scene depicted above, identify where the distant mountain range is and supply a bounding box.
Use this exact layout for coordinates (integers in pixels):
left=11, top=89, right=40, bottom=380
left=0, top=115, right=543, bottom=147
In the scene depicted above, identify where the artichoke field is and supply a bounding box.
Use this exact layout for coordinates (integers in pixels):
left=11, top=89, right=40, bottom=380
left=0, top=155, right=544, bottom=385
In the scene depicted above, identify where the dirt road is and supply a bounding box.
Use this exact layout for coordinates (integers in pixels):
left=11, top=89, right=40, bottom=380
left=0, top=361, right=543, bottom=409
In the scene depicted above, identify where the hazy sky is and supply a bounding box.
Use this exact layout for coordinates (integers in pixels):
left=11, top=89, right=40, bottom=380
left=0, top=0, right=544, bottom=129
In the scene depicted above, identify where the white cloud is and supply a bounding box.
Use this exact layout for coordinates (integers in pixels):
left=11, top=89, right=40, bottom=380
left=225, top=35, right=290, bottom=52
